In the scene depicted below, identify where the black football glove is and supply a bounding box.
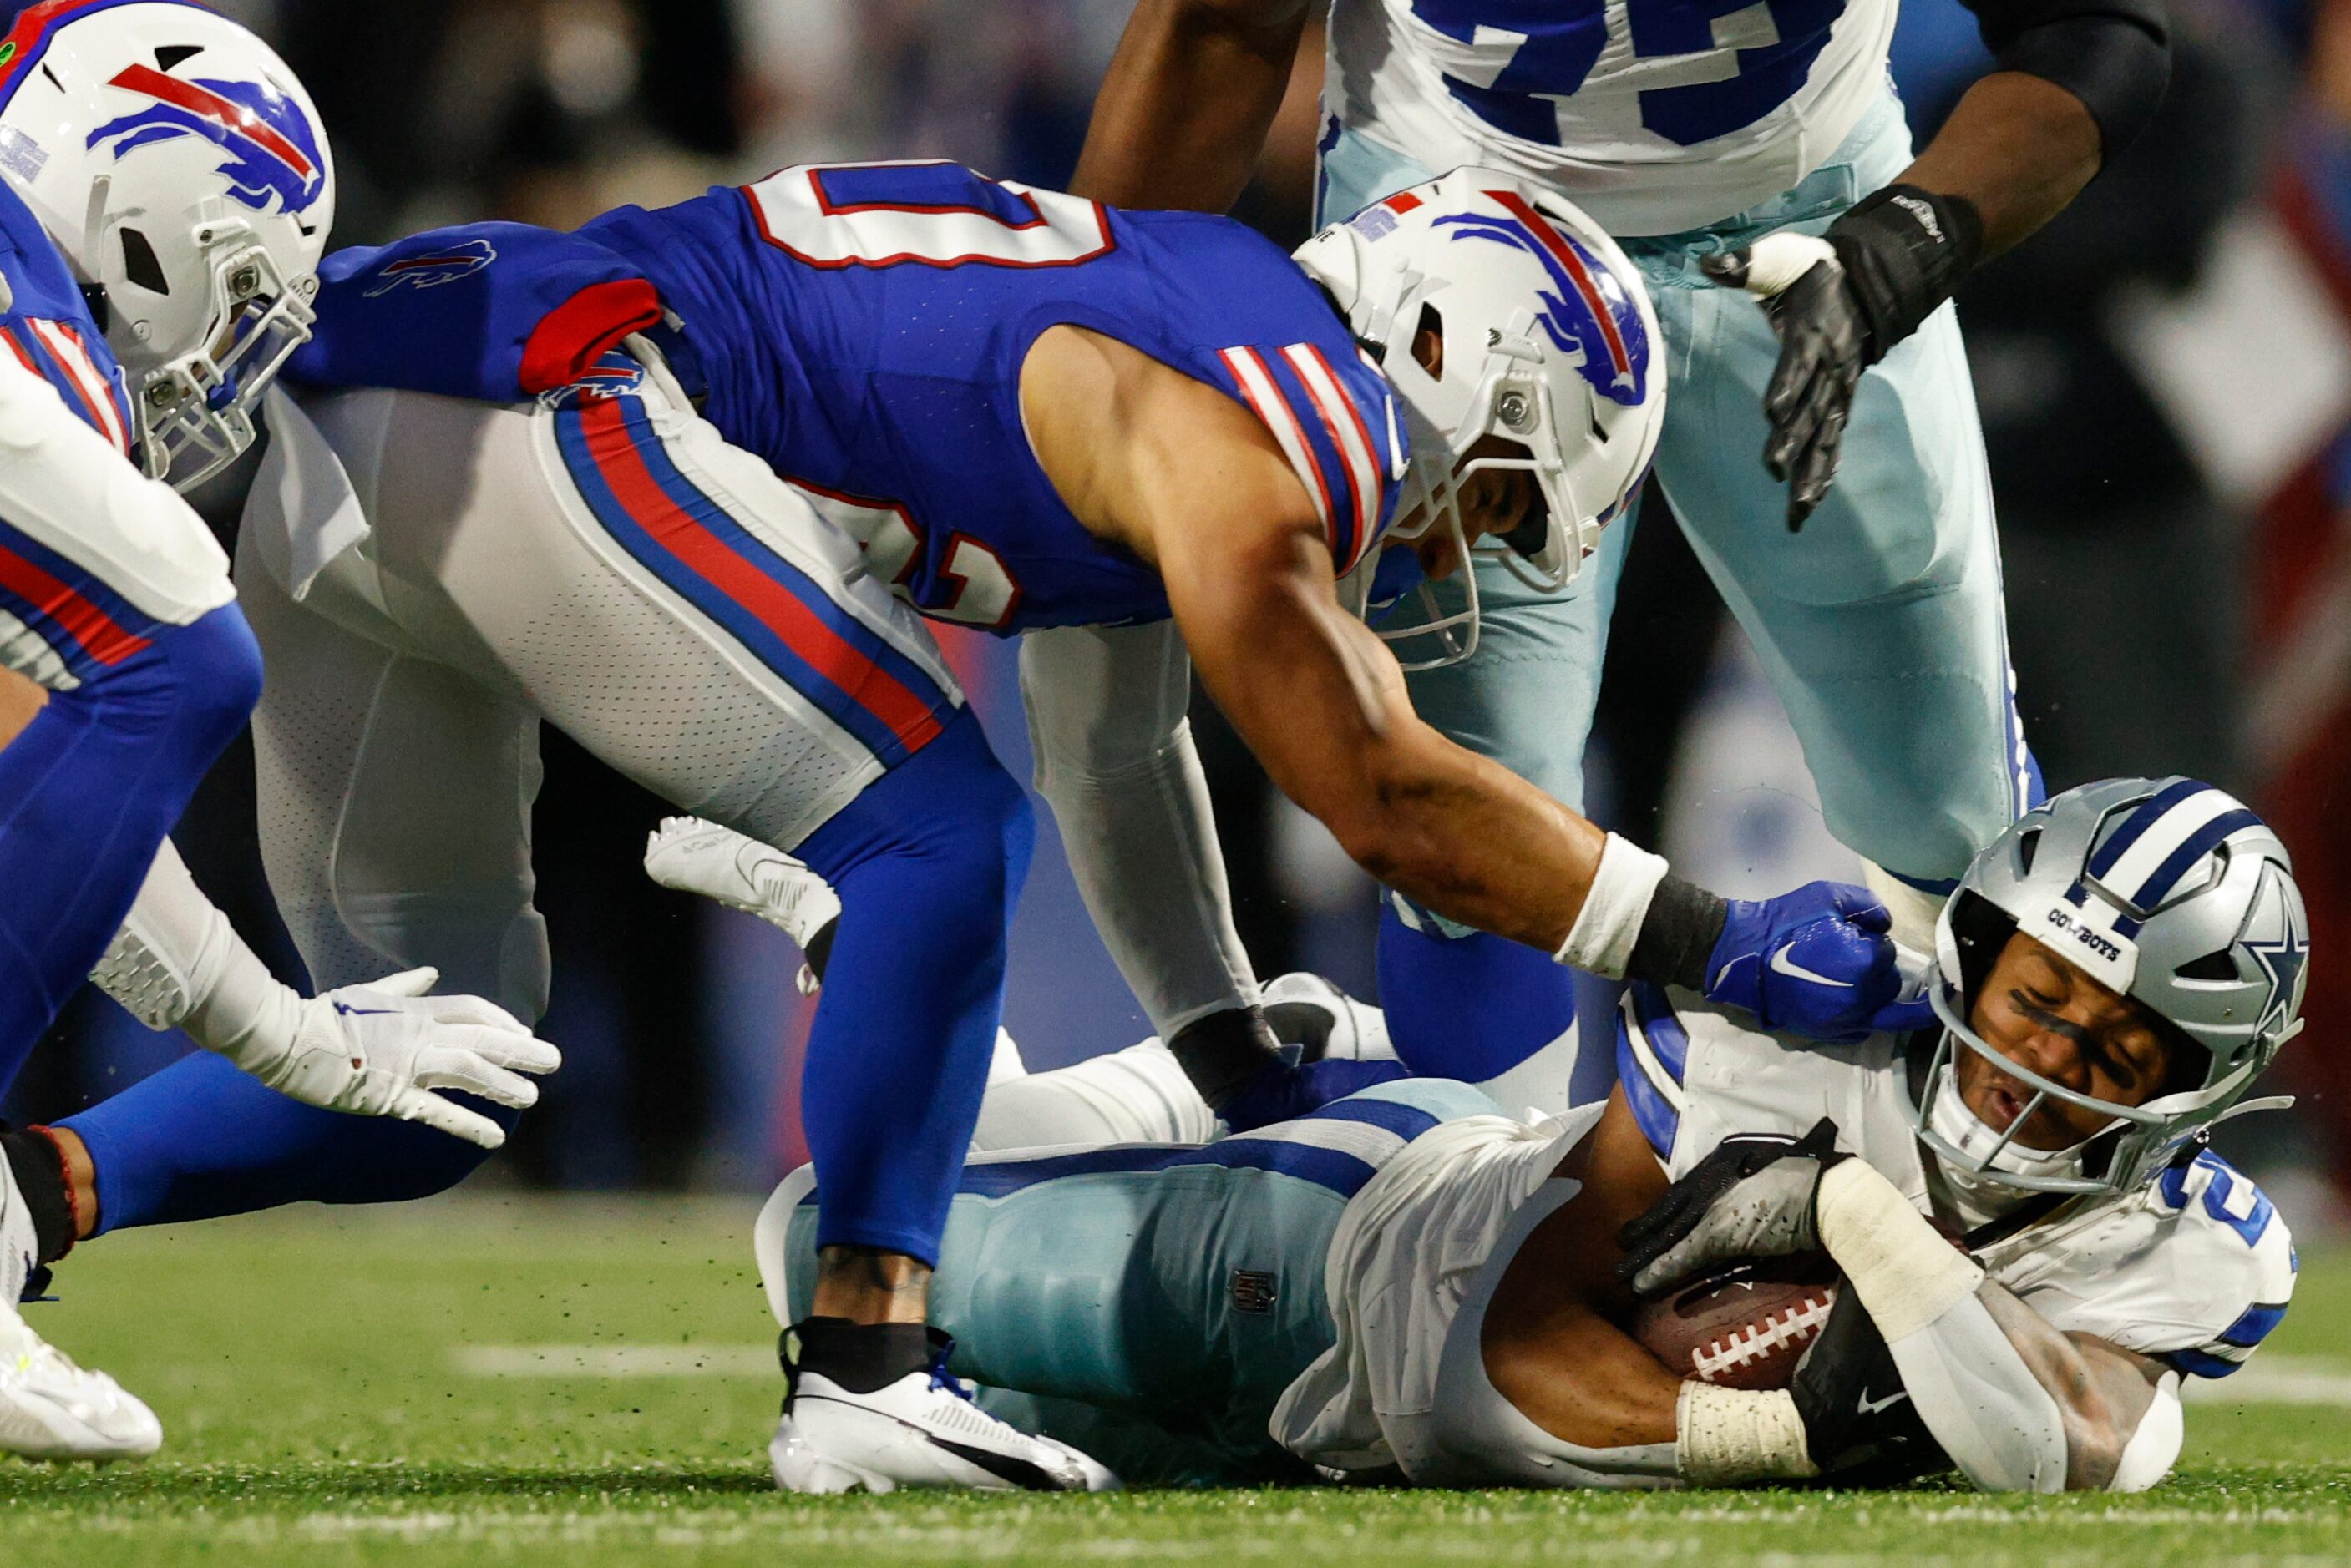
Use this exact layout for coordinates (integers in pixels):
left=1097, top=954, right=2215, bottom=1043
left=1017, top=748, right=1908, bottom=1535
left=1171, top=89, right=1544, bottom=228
left=1616, top=1117, right=1849, bottom=1296
left=1700, top=185, right=1984, bottom=529
left=1790, top=1287, right=1953, bottom=1485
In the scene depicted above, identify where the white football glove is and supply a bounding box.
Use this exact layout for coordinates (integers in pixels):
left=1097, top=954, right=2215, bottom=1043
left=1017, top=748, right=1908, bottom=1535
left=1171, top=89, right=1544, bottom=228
left=94, top=845, right=560, bottom=1149
left=225, top=968, right=560, bottom=1151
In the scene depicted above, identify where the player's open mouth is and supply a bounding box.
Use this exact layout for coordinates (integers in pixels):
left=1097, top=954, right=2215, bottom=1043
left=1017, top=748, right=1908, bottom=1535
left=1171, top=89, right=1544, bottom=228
left=1974, top=1078, right=2028, bottom=1135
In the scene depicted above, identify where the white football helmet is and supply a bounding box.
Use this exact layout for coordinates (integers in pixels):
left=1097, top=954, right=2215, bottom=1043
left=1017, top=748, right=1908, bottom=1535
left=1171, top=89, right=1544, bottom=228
left=0, top=0, right=333, bottom=488
left=1294, top=168, right=1664, bottom=668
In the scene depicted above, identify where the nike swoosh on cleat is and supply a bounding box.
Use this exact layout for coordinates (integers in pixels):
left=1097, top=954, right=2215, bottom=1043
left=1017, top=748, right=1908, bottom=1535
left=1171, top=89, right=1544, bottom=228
left=788, top=1394, right=1080, bottom=1492
left=930, top=1436, right=1077, bottom=1491
left=1856, top=1388, right=1909, bottom=1416
left=1769, top=948, right=1852, bottom=989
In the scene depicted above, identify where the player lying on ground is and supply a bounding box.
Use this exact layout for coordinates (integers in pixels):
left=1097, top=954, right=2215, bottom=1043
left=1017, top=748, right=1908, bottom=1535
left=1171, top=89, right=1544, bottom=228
left=29, top=165, right=1926, bottom=1490
left=0, top=0, right=554, bottom=1464
left=747, top=778, right=2303, bottom=1490
left=1065, top=0, right=2165, bottom=1114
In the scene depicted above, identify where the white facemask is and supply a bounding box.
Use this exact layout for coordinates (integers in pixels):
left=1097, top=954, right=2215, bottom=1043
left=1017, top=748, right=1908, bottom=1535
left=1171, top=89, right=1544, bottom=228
left=1923, top=1059, right=2093, bottom=1221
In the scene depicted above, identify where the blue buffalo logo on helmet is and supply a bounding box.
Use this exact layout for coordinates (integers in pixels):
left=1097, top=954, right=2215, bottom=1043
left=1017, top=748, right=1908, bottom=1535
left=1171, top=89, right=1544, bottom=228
left=84, top=63, right=326, bottom=217
left=362, top=238, right=499, bottom=298
left=1432, top=193, right=1650, bottom=407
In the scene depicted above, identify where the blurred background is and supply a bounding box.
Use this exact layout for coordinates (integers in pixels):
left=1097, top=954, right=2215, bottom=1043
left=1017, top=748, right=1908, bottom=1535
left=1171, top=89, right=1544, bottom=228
left=7, top=0, right=2348, bottom=1222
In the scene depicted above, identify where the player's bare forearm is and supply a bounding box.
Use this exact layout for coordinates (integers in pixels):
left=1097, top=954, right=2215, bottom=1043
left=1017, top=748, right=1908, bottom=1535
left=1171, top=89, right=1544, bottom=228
left=1171, top=534, right=1605, bottom=953
left=1071, top=0, right=1310, bottom=210
left=1482, top=1088, right=1683, bottom=1447
left=1978, top=1284, right=2169, bottom=1489
left=1898, top=72, right=2103, bottom=257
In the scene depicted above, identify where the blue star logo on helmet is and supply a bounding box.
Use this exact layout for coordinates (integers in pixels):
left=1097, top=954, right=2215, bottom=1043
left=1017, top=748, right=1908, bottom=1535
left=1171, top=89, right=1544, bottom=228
left=2244, top=921, right=2307, bottom=1044
left=85, top=63, right=326, bottom=217
left=1431, top=194, right=1649, bottom=406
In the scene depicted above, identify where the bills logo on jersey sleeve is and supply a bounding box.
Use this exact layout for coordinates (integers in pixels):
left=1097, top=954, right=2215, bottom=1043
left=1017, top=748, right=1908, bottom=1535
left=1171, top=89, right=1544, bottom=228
left=362, top=238, right=498, bottom=298
left=1434, top=193, right=1649, bottom=406
left=1214, top=342, right=1406, bottom=574
left=86, top=63, right=326, bottom=217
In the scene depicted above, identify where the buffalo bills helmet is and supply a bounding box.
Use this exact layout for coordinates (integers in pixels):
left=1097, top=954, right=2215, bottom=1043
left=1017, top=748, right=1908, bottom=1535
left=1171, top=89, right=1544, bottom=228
left=1292, top=168, right=1662, bottom=668
left=0, top=0, right=334, bottom=488
left=1914, top=777, right=2308, bottom=1197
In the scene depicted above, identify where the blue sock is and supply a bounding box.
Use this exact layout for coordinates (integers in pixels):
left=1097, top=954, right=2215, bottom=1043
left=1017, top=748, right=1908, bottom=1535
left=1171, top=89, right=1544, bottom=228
left=1376, top=905, right=1576, bottom=1085
left=0, top=602, right=261, bottom=1093
left=64, top=1051, right=511, bottom=1232
left=793, top=708, right=1031, bottom=1266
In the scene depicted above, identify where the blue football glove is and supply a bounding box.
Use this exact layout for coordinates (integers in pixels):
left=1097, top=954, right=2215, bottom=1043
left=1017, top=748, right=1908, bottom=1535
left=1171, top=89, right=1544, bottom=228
left=1702, top=882, right=1932, bottom=1042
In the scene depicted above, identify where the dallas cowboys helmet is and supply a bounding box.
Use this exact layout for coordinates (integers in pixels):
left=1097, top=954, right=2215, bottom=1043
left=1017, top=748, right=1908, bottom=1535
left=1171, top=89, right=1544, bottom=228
left=1914, top=777, right=2309, bottom=1197
left=1292, top=168, right=1663, bottom=669
left=0, top=0, right=334, bottom=488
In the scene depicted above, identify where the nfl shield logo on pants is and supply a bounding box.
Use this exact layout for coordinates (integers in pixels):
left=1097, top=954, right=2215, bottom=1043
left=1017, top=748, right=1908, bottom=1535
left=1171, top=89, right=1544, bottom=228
left=1229, top=1270, right=1278, bottom=1316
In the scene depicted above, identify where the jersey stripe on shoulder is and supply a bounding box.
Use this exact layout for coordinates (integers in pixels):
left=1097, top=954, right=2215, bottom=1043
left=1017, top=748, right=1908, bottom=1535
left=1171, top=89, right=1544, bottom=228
left=1219, top=345, right=1335, bottom=545
left=1284, top=343, right=1379, bottom=571
left=28, top=319, right=129, bottom=455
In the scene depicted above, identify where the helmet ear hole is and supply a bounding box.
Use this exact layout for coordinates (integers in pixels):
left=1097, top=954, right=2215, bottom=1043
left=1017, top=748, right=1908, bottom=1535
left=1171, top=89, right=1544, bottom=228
left=1411, top=302, right=1443, bottom=378
left=2175, top=949, right=2241, bottom=981
left=119, top=227, right=167, bottom=296
left=2015, top=827, right=2040, bottom=875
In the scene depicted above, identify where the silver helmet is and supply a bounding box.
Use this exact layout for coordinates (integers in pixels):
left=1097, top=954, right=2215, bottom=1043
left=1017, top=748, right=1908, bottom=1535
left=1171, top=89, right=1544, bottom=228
left=1913, top=777, right=2308, bottom=1196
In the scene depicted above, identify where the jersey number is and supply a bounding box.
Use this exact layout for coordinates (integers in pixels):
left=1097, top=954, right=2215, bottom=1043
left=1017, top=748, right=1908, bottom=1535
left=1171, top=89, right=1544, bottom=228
left=744, top=161, right=1115, bottom=270
left=793, top=481, right=1022, bottom=630
left=1407, top=0, right=1848, bottom=149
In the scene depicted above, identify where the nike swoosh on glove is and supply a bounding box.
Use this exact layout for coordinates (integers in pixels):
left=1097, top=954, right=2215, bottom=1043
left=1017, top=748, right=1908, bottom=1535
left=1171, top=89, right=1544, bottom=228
left=1703, top=881, right=1934, bottom=1042
left=228, top=969, right=561, bottom=1150
left=1617, top=1118, right=1848, bottom=1295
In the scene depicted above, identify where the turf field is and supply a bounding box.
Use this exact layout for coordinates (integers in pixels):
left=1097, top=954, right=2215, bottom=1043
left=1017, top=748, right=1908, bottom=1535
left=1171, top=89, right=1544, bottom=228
left=3, top=1194, right=2348, bottom=1566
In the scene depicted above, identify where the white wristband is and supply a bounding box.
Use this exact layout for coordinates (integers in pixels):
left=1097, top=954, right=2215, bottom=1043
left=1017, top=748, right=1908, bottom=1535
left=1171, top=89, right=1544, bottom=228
left=1555, top=832, right=1670, bottom=979
left=1675, top=1382, right=1818, bottom=1485
left=1815, top=1159, right=1985, bottom=1341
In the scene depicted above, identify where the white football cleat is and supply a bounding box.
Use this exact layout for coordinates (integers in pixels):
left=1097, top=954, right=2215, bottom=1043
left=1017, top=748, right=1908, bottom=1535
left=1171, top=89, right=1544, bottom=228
left=752, top=1171, right=1115, bottom=1495
left=0, top=1156, right=160, bottom=1462
left=646, top=817, right=841, bottom=992
left=772, top=1360, right=1118, bottom=1495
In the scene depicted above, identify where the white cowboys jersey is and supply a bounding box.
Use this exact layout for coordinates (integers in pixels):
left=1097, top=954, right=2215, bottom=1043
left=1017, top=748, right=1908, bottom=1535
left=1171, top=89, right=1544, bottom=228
left=1325, top=0, right=1899, bottom=235
left=1616, top=983, right=2298, bottom=1381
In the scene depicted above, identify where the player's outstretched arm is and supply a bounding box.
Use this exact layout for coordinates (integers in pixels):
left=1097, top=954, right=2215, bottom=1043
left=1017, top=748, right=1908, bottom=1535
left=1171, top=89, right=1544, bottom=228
left=91, top=842, right=560, bottom=1150
left=1619, top=1133, right=2181, bottom=1490
left=1022, top=325, right=1927, bottom=1043
left=1070, top=0, right=1314, bottom=211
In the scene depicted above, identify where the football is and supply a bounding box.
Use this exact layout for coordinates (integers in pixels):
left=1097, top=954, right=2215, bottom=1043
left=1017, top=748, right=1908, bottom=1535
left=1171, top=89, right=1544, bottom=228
left=1630, top=1257, right=1841, bottom=1391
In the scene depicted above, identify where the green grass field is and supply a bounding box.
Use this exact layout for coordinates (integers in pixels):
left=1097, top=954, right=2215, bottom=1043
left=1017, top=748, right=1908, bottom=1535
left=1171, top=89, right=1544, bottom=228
left=3, top=1194, right=2348, bottom=1566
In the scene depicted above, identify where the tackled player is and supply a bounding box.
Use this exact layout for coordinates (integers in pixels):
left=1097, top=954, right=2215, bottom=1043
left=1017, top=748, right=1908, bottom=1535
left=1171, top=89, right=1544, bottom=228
left=755, top=780, right=2303, bottom=1491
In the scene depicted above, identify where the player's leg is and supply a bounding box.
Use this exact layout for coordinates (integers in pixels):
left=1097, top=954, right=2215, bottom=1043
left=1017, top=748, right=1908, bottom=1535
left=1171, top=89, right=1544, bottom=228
left=0, top=357, right=259, bottom=1462
left=1645, top=98, right=2029, bottom=937
left=758, top=1077, right=1499, bottom=1484
left=379, top=370, right=1081, bottom=1485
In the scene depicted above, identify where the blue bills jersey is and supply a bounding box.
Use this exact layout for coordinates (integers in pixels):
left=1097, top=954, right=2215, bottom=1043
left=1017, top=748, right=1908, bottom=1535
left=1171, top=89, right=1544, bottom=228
left=296, top=161, right=1408, bottom=636
left=0, top=179, right=133, bottom=460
